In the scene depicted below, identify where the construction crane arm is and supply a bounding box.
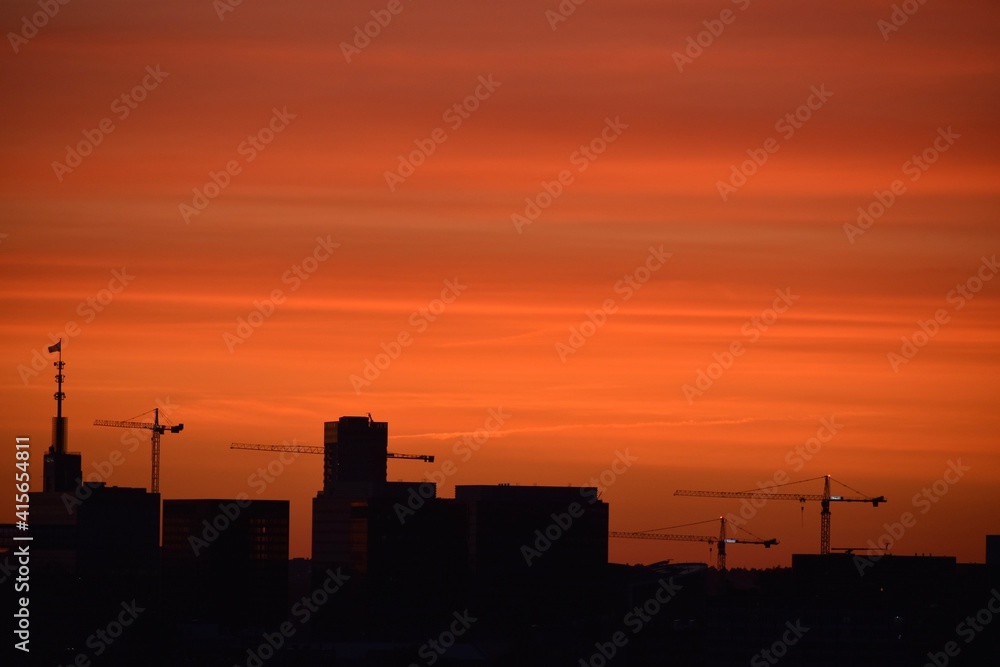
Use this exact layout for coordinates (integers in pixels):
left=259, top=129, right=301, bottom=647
left=731, top=538, right=779, bottom=547
left=229, top=443, right=434, bottom=462
left=611, top=531, right=777, bottom=546
left=611, top=515, right=779, bottom=569
left=835, top=496, right=886, bottom=505
left=94, top=419, right=158, bottom=430
left=675, top=477, right=885, bottom=556
left=610, top=531, right=717, bottom=544
left=94, top=419, right=184, bottom=433
left=230, top=443, right=325, bottom=455
left=387, top=452, right=435, bottom=463
left=94, top=408, right=182, bottom=495
left=674, top=489, right=882, bottom=504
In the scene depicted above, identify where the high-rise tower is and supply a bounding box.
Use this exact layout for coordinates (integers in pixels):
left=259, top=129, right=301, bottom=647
left=42, top=340, right=81, bottom=492
left=321, top=415, right=388, bottom=493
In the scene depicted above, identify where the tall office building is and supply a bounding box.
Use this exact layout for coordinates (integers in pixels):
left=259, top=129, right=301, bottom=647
left=4, top=484, right=161, bottom=664
left=42, top=431, right=82, bottom=492
left=162, top=499, right=289, bottom=628
left=456, top=484, right=609, bottom=578
left=313, top=415, right=392, bottom=567
left=310, top=416, right=469, bottom=639
left=322, top=415, right=388, bottom=492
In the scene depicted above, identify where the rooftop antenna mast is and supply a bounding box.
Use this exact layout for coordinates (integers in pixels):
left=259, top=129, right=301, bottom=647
left=50, top=339, right=67, bottom=454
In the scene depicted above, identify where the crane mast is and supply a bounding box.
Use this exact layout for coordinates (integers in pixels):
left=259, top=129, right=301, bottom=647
left=675, top=475, right=885, bottom=555
left=610, top=517, right=778, bottom=570
left=94, top=408, right=184, bottom=494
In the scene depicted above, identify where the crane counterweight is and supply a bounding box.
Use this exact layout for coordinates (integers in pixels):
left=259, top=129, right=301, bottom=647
left=94, top=407, right=184, bottom=494
left=675, top=475, right=885, bottom=555
left=610, top=517, right=778, bottom=570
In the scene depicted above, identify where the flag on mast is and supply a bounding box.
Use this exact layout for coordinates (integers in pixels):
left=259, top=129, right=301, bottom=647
left=48, top=340, right=61, bottom=353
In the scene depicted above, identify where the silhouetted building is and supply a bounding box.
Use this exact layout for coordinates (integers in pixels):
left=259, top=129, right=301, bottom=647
left=309, top=416, right=469, bottom=642
left=162, top=499, right=288, bottom=630
left=312, top=481, right=467, bottom=610
left=988, top=534, right=999, bottom=565
left=313, top=481, right=438, bottom=569
left=323, top=415, right=388, bottom=492
left=23, top=483, right=160, bottom=581
left=42, top=344, right=81, bottom=493
left=737, top=553, right=960, bottom=667
left=2, top=484, right=160, bottom=665
left=77, top=485, right=161, bottom=578
left=313, top=416, right=392, bottom=572
left=42, top=398, right=82, bottom=493
left=5, top=351, right=162, bottom=663
left=456, top=484, right=609, bottom=578
left=42, top=446, right=82, bottom=493
left=792, top=552, right=956, bottom=604
left=312, top=415, right=464, bottom=582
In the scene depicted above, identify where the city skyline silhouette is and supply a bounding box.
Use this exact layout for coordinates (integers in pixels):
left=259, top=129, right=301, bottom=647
left=2, top=0, right=998, bottom=664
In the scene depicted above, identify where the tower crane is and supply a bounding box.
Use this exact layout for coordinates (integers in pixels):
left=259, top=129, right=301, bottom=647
left=675, top=475, right=886, bottom=555
left=610, top=517, right=778, bottom=570
left=94, top=408, right=184, bottom=494
left=229, top=443, right=434, bottom=463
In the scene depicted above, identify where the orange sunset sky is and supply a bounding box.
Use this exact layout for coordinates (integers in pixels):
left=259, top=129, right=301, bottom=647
left=1, top=0, right=998, bottom=567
